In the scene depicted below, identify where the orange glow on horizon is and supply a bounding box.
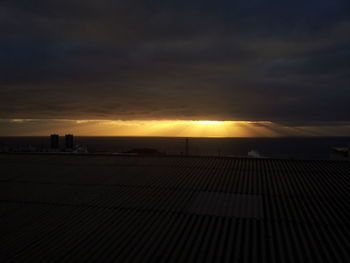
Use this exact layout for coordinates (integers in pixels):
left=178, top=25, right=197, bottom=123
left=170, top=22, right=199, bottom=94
left=196, top=120, right=224, bottom=125
left=2, top=118, right=338, bottom=137
left=27, top=119, right=279, bottom=137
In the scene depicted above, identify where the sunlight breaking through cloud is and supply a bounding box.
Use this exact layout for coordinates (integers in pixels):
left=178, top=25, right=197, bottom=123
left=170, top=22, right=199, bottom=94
left=1, top=119, right=350, bottom=137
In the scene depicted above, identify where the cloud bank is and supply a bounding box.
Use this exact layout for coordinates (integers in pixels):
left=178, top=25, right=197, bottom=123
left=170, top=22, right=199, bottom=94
left=1, top=0, right=350, bottom=124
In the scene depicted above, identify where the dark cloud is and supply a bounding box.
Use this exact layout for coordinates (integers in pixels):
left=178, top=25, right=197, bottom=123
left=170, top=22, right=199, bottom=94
left=0, top=0, right=350, bottom=122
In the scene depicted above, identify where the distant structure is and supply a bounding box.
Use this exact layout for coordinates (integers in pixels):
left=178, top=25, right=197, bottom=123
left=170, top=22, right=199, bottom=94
left=124, top=148, right=163, bottom=156
left=50, top=134, right=59, bottom=150
left=330, top=145, right=349, bottom=161
left=74, top=145, right=88, bottom=154
left=65, top=134, right=74, bottom=150
left=14, top=145, right=36, bottom=153
left=248, top=150, right=264, bottom=159
left=185, top=138, right=189, bottom=156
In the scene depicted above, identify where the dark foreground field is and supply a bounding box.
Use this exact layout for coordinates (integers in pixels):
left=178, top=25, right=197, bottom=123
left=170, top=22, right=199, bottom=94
left=1, top=154, right=350, bottom=262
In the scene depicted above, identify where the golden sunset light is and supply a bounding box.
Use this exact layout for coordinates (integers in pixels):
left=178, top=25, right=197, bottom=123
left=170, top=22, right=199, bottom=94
left=3, top=119, right=350, bottom=137
left=62, top=119, right=273, bottom=138
left=1, top=119, right=328, bottom=137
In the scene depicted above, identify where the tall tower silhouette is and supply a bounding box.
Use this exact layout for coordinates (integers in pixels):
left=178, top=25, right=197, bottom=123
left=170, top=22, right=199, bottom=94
left=65, top=134, right=74, bottom=149
left=50, top=134, right=59, bottom=149
left=185, top=138, right=189, bottom=156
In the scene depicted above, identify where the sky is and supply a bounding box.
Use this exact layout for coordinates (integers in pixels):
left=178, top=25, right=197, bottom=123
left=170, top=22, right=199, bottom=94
left=0, top=0, right=350, bottom=136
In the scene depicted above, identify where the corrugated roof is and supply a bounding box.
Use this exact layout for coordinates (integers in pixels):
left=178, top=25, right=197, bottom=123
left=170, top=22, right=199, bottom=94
left=0, top=154, right=350, bottom=262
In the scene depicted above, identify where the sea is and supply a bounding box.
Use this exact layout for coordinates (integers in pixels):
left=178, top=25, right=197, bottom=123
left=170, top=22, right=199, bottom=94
left=0, top=136, right=349, bottom=160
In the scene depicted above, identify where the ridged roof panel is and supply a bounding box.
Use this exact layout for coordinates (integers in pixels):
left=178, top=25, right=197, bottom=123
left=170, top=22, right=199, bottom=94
left=1, top=155, right=350, bottom=262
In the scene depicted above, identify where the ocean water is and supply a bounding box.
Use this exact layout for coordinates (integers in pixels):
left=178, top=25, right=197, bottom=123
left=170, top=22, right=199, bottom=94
left=1, top=136, right=349, bottom=160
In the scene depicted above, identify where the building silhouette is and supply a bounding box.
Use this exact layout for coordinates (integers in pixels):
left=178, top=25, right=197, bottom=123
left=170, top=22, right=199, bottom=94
left=185, top=138, right=189, bottom=156
left=50, top=134, right=59, bottom=149
left=65, top=134, right=74, bottom=149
